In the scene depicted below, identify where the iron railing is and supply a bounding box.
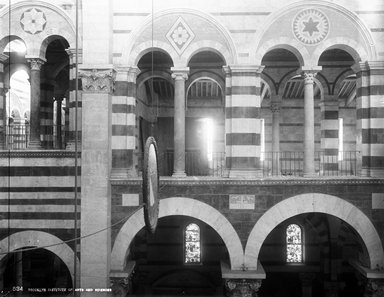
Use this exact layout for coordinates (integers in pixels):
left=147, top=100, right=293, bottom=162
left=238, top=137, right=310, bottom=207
left=4, top=124, right=67, bottom=150
left=262, top=151, right=359, bottom=177
left=139, top=150, right=226, bottom=177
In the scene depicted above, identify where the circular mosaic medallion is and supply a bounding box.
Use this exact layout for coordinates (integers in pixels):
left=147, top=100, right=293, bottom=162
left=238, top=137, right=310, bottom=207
left=20, top=8, right=47, bottom=35
left=293, top=9, right=329, bottom=45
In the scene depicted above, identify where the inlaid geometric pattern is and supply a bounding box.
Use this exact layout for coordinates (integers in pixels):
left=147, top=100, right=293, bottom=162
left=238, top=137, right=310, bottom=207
left=293, top=9, right=329, bottom=45
left=20, top=8, right=47, bottom=35
left=166, top=17, right=195, bottom=55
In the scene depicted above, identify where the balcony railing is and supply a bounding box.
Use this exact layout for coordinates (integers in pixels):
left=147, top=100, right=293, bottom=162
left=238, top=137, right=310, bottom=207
left=138, top=150, right=360, bottom=178
left=4, top=124, right=66, bottom=150
left=262, top=151, right=359, bottom=177
left=138, top=150, right=226, bottom=177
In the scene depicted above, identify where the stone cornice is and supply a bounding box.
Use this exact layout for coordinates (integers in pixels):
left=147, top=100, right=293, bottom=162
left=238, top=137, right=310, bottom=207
left=0, top=150, right=80, bottom=158
left=110, top=176, right=384, bottom=186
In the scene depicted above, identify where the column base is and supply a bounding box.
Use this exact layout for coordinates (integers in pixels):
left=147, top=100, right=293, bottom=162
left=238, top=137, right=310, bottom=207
left=172, top=171, right=186, bottom=178
left=229, top=169, right=263, bottom=179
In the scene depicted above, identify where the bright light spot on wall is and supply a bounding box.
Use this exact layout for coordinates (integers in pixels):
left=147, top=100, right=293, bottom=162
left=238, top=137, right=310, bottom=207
left=260, top=119, right=265, bottom=161
left=338, top=118, right=343, bottom=161
left=203, top=118, right=214, bottom=161
left=4, top=40, right=27, bottom=53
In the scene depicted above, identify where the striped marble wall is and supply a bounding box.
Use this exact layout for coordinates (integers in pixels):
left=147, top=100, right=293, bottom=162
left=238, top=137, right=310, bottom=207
left=354, top=61, right=384, bottom=177
left=0, top=54, right=6, bottom=149
left=320, top=98, right=339, bottom=175
left=0, top=151, right=80, bottom=253
left=111, top=67, right=139, bottom=178
left=224, top=65, right=264, bottom=177
left=66, top=49, right=82, bottom=149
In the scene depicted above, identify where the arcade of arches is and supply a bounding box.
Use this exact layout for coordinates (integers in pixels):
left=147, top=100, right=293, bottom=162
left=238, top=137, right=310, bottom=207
left=0, top=1, right=384, bottom=297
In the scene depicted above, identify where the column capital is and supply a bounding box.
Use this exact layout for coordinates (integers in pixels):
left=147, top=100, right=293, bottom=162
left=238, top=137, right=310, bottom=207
left=225, top=279, right=262, bottom=297
left=171, top=67, right=189, bottom=80
left=0, top=53, right=9, bottom=64
left=270, top=101, right=280, bottom=113
left=79, top=67, right=116, bottom=94
left=26, top=57, right=46, bottom=71
left=300, top=66, right=322, bottom=84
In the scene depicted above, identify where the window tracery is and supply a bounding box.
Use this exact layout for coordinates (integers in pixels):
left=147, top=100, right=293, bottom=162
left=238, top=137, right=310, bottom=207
left=184, top=223, right=201, bottom=264
left=286, top=224, right=303, bottom=263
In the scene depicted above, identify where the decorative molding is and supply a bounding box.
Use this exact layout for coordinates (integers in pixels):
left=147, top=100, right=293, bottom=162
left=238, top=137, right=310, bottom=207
left=20, top=8, right=47, bottom=35
left=79, top=69, right=116, bottom=93
left=0, top=150, right=80, bottom=158
left=225, top=279, right=262, bottom=297
left=110, top=177, right=384, bottom=186
left=270, top=102, right=280, bottom=113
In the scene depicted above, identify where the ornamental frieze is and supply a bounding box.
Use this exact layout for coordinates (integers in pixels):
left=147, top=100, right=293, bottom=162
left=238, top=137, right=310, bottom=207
left=79, top=69, right=116, bottom=93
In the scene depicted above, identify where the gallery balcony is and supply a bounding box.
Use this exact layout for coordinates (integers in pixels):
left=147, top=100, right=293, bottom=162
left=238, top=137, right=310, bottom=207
left=140, top=150, right=361, bottom=178
left=2, top=124, right=67, bottom=150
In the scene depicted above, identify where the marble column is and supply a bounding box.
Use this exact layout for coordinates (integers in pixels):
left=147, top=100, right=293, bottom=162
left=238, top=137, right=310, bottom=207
left=171, top=67, right=189, bottom=177
left=55, top=96, right=64, bottom=149
left=0, top=54, right=8, bottom=149
left=79, top=67, right=115, bottom=295
left=271, top=98, right=281, bottom=175
left=27, top=57, right=45, bottom=149
left=302, top=68, right=320, bottom=177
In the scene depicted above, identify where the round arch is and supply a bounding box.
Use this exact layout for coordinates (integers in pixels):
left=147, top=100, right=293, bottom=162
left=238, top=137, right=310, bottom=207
left=313, top=38, right=368, bottom=64
left=244, top=193, right=384, bottom=270
left=0, top=1, right=76, bottom=56
left=255, top=38, right=309, bottom=66
left=136, top=70, right=173, bottom=90
left=111, top=197, right=243, bottom=271
left=0, top=231, right=80, bottom=286
left=123, top=8, right=237, bottom=67
left=278, top=73, right=325, bottom=99
left=0, top=35, right=26, bottom=54
left=128, top=41, right=177, bottom=67
left=184, top=40, right=233, bottom=66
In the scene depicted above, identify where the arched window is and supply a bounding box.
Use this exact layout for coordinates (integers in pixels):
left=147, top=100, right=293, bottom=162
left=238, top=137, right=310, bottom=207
left=286, top=224, right=303, bottom=263
left=184, top=223, right=201, bottom=264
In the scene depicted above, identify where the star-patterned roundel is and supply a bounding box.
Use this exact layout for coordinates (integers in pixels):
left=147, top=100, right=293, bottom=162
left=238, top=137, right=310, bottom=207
left=20, top=8, right=47, bottom=35
left=293, top=9, right=329, bottom=45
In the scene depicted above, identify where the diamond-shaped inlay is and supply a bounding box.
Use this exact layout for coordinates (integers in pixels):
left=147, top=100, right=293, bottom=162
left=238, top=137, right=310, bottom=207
left=20, top=8, right=47, bottom=35
left=166, top=17, right=195, bottom=55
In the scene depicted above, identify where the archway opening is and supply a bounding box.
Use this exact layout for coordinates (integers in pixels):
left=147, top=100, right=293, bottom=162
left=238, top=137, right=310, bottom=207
left=1, top=248, right=72, bottom=294
left=318, top=49, right=358, bottom=176
left=4, top=39, right=30, bottom=150
left=258, top=213, right=368, bottom=297
left=137, top=50, right=174, bottom=175
left=129, top=215, right=229, bottom=296
left=43, top=37, right=70, bottom=149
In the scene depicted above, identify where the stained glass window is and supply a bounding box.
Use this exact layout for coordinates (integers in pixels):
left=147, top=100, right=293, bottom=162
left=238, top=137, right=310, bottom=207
left=184, top=223, right=201, bottom=264
left=286, top=224, right=303, bottom=263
